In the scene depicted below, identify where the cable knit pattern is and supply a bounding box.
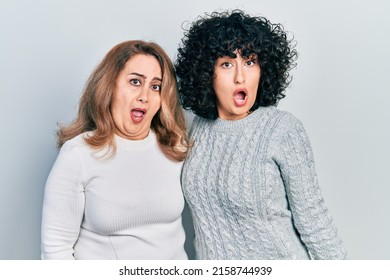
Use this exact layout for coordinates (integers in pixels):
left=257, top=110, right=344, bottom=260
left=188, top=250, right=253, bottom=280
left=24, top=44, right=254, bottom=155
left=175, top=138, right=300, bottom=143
left=181, top=106, right=346, bottom=259
left=41, top=131, right=187, bottom=260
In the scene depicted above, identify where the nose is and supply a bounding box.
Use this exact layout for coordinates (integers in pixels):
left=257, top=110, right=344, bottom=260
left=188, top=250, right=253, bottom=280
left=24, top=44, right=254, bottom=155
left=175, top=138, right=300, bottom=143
left=234, top=66, right=245, bottom=84
left=137, top=88, right=148, bottom=103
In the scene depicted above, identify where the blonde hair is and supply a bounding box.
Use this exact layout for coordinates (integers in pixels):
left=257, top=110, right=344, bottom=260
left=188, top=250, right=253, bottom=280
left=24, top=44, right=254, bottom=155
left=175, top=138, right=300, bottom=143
left=58, top=40, right=189, bottom=162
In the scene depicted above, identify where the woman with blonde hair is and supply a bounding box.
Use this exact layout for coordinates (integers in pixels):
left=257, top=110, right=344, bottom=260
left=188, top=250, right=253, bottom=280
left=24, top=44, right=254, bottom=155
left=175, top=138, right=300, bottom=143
left=41, top=40, right=189, bottom=259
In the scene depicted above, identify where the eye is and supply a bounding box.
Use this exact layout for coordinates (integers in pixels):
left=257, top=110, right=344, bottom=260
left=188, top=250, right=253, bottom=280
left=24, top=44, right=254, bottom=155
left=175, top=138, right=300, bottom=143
left=245, top=59, right=257, bottom=66
left=130, top=79, right=141, bottom=86
left=151, top=84, right=161, bottom=92
left=221, top=62, right=233, bottom=68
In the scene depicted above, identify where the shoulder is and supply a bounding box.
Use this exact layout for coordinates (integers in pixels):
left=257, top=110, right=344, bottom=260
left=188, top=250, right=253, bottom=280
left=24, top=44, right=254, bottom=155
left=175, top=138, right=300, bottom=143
left=60, top=132, right=92, bottom=154
left=261, top=108, right=308, bottom=143
left=246, top=106, right=304, bottom=132
left=49, top=133, right=91, bottom=174
left=188, top=114, right=210, bottom=133
left=266, top=109, right=315, bottom=160
left=267, top=107, right=305, bottom=131
left=266, top=107, right=302, bottom=124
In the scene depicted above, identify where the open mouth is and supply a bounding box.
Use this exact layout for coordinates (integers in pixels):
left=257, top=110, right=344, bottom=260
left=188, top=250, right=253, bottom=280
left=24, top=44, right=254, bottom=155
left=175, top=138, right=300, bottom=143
left=130, top=108, right=146, bottom=123
left=233, top=89, right=248, bottom=106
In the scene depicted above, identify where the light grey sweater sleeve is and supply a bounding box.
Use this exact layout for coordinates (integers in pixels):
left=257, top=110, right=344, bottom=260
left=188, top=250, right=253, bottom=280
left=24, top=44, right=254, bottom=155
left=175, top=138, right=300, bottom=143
left=274, top=114, right=347, bottom=259
left=41, top=141, right=85, bottom=260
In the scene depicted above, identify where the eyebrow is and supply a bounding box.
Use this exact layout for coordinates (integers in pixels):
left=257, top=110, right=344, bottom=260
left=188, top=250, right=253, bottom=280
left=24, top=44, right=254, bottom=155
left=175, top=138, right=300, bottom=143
left=129, top=72, right=162, bottom=82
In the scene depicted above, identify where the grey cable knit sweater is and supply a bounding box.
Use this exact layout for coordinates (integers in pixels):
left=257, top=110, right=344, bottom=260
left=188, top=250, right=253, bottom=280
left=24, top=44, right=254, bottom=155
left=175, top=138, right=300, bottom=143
left=181, top=106, right=347, bottom=259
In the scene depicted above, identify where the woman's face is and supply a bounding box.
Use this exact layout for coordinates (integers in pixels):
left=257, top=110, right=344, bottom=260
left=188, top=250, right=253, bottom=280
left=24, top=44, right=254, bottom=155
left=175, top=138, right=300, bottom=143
left=213, top=52, right=261, bottom=120
left=111, top=54, right=162, bottom=140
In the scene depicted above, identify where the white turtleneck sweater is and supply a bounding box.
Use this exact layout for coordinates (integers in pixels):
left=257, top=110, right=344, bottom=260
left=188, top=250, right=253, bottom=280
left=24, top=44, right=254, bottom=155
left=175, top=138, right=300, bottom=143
left=41, top=131, right=187, bottom=260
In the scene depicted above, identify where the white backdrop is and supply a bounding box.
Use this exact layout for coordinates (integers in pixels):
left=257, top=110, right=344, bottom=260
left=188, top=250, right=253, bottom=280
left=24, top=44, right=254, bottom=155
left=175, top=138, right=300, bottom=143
left=1, top=0, right=389, bottom=259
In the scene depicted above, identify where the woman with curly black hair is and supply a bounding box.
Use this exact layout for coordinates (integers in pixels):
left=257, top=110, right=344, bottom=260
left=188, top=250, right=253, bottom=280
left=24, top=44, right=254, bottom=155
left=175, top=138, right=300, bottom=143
left=175, top=10, right=346, bottom=259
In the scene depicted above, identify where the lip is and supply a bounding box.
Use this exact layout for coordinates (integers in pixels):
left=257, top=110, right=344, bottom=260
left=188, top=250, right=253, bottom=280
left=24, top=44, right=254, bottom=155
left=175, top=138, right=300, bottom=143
left=130, top=108, right=147, bottom=123
left=233, top=88, right=248, bottom=107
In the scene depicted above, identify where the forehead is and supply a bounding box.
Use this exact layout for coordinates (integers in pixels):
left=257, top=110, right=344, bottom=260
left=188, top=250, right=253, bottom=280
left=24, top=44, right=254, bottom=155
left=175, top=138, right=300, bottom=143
left=124, top=54, right=162, bottom=77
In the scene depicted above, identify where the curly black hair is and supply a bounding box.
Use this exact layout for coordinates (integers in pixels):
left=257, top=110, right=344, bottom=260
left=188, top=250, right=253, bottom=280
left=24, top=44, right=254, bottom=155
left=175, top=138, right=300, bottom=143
left=175, top=10, right=298, bottom=119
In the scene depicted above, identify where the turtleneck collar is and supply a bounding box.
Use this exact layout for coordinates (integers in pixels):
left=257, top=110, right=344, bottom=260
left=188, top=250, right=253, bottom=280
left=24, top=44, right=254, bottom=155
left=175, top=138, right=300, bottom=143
left=114, top=130, right=155, bottom=151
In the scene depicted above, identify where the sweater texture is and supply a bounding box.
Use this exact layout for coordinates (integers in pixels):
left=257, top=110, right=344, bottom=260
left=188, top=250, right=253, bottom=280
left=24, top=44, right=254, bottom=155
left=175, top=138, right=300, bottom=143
left=41, top=131, right=187, bottom=260
left=181, top=106, right=347, bottom=259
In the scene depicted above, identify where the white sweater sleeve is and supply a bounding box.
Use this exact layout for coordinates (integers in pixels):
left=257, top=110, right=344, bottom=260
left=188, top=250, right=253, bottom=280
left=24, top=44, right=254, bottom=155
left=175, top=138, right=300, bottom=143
left=41, top=142, right=85, bottom=259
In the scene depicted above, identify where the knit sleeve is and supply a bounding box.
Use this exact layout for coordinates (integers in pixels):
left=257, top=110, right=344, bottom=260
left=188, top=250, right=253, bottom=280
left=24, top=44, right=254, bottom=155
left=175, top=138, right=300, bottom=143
left=41, top=141, right=85, bottom=260
left=274, top=115, right=347, bottom=260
